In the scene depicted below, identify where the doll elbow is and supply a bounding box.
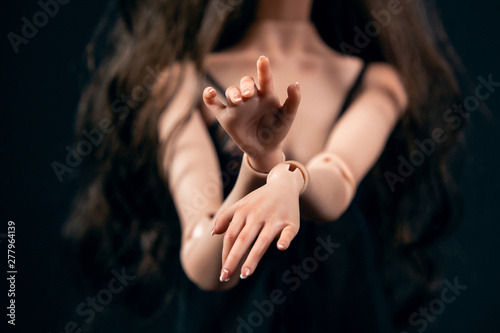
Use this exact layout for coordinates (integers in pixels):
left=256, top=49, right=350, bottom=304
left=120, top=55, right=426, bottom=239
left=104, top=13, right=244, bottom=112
left=183, top=267, right=219, bottom=291
left=301, top=184, right=355, bottom=223
left=320, top=204, right=350, bottom=223
left=180, top=248, right=236, bottom=291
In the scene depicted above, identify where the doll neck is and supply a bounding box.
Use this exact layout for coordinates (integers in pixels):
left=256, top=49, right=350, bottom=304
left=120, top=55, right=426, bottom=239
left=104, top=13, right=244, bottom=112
left=255, top=0, right=313, bottom=22
left=231, top=0, right=326, bottom=58
left=236, top=20, right=327, bottom=59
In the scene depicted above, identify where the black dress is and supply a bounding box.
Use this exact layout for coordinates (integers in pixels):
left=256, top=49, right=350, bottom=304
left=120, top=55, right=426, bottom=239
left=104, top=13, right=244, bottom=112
left=163, top=62, right=395, bottom=333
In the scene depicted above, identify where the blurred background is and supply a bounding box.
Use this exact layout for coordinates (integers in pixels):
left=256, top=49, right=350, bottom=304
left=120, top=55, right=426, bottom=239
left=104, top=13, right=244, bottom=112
left=1, top=0, right=499, bottom=332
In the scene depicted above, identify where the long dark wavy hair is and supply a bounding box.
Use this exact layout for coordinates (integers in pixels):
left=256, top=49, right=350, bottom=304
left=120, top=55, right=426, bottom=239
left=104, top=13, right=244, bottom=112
left=63, top=0, right=466, bottom=327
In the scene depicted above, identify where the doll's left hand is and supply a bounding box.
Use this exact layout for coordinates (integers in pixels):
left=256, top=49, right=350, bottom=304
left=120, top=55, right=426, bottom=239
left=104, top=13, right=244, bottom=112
left=212, top=164, right=303, bottom=281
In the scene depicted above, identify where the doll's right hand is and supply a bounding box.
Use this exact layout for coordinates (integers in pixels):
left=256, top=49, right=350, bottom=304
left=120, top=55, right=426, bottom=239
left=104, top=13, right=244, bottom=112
left=203, top=56, right=301, bottom=172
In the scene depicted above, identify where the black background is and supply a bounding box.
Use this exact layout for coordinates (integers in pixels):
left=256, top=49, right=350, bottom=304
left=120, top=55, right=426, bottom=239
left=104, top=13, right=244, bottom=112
left=1, top=0, right=499, bottom=332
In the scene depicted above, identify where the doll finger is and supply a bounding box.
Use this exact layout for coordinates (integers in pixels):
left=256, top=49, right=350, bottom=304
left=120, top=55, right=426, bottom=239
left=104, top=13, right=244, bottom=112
left=239, top=226, right=278, bottom=279
left=257, top=55, right=275, bottom=95
left=221, top=211, right=246, bottom=267
left=282, top=82, right=301, bottom=118
left=203, top=87, right=226, bottom=116
left=212, top=203, right=239, bottom=235
left=220, top=222, right=262, bottom=281
left=239, top=76, right=256, bottom=98
left=225, top=86, right=243, bottom=106
left=276, top=225, right=298, bottom=251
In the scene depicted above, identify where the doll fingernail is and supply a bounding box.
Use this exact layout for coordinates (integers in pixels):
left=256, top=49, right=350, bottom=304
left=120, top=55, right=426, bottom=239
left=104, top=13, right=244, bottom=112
left=240, top=268, right=250, bottom=279
left=220, top=269, right=230, bottom=282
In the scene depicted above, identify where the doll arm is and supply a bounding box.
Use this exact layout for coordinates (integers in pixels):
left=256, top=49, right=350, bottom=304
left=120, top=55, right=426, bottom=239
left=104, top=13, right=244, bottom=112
left=158, top=63, right=292, bottom=290
left=299, top=63, right=408, bottom=222
left=163, top=107, right=274, bottom=290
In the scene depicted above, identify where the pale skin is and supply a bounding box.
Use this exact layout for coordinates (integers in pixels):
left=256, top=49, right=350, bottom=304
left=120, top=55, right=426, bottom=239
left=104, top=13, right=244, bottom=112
left=159, top=0, right=408, bottom=290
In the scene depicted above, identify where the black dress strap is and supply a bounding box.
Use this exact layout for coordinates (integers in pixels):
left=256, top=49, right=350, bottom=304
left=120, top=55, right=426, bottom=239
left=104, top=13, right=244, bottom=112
left=338, top=62, right=369, bottom=117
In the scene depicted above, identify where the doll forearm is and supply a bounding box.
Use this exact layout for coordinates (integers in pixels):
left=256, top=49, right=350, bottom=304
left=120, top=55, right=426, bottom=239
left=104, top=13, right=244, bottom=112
left=230, top=152, right=283, bottom=196
left=299, top=152, right=356, bottom=222
left=246, top=147, right=286, bottom=173
left=261, top=156, right=353, bottom=222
